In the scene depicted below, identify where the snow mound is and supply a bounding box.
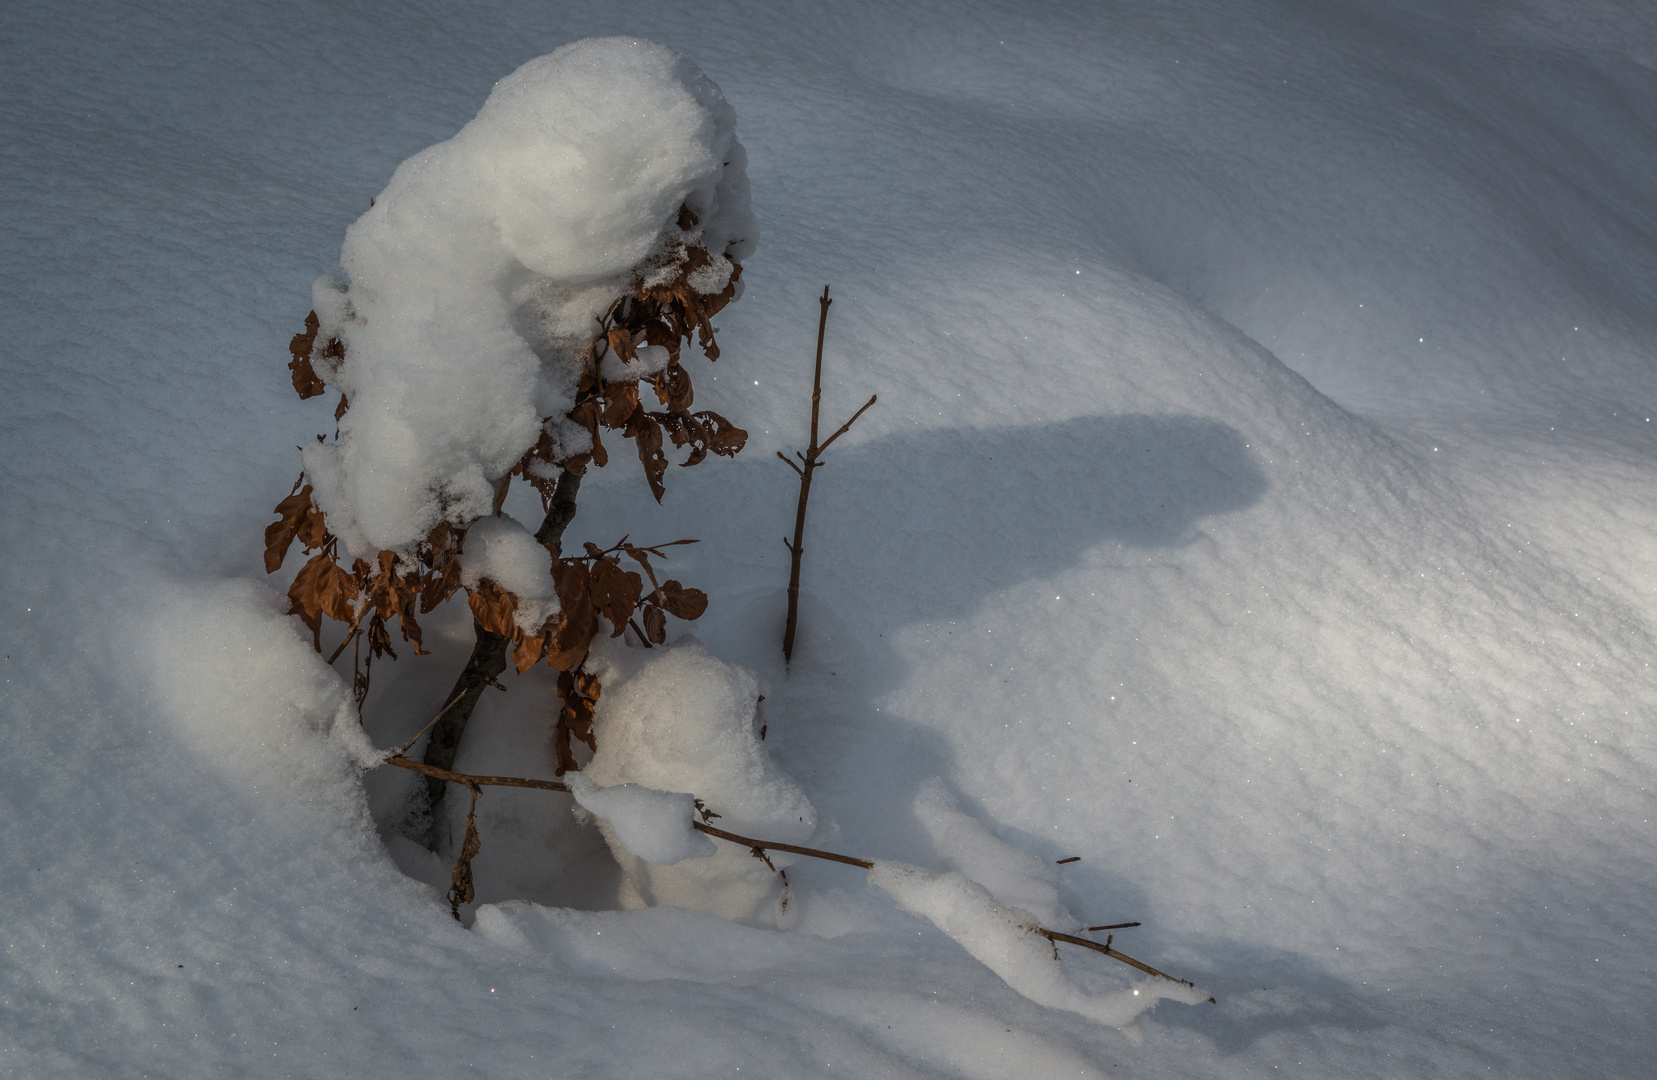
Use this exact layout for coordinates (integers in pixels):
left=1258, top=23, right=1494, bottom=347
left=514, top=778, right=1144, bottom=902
left=914, top=777, right=1082, bottom=932
left=869, top=861, right=1209, bottom=1029
left=565, top=772, right=716, bottom=865
left=301, top=37, right=757, bottom=556
left=583, top=637, right=817, bottom=922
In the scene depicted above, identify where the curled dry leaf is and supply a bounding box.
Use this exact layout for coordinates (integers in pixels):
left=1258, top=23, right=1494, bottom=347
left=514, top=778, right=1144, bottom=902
left=287, top=311, right=328, bottom=400
left=446, top=786, right=482, bottom=919
left=553, top=670, right=602, bottom=775
left=656, top=580, right=708, bottom=620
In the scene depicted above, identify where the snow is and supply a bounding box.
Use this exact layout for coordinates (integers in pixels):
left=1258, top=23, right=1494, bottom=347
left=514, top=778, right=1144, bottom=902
left=5, top=1, right=1657, bottom=1076
left=869, top=860, right=1209, bottom=1029
left=301, top=37, right=755, bottom=555
left=913, top=777, right=1081, bottom=932
left=582, top=637, right=818, bottom=922
left=564, top=772, right=716, bottom=866
left=457, top=514, right=559, bottom=632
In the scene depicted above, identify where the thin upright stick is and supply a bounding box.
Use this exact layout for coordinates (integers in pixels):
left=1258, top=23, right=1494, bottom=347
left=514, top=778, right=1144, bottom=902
left=782, top=287, right=874, bottom=665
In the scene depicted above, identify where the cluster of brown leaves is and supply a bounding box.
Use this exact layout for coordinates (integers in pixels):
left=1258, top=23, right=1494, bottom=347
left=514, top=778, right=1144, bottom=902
left=479, top=536, right=709, bottom=676
left=266, top=483, right=465, bottom=656
left=267, top=480, right=706, bottom=677
left=516, top=223, right=749, bottom=506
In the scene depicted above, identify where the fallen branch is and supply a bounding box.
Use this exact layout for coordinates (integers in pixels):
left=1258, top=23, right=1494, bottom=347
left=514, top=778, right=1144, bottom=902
left=379, top=753, right=1207, bottom=997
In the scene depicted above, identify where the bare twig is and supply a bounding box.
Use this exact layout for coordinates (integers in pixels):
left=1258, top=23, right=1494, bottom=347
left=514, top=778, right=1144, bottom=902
left=326, top=623, right=362, bottom=666
left=781, top=286, right=875, bottom=665
left=1088, top=922, right=1142, bottom=931
left=691, top=819, right=875, bottom=869
left=815, top=394, right=877, bottom=454
left=385, top=754, right=571, bottom=793
left=397, top=691, right=469, bottom=755
left=1038, top=930, right=1216, bottom=1001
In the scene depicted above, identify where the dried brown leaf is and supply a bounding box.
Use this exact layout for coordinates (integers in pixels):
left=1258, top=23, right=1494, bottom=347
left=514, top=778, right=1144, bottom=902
left=446, top=786, right=481, bottom=918
left=288, top=312, right=328, bottom=399
left=627, top=412, right=667, bottom=502
left=642, top=604, right=667, bottom=644
left=657, top=580, right=708, bottom=621
left=589, top=556, right=642, bottom=637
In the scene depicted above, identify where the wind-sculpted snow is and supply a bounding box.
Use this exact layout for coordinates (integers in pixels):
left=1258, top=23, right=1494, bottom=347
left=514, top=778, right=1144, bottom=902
left=5, top=1, right=1657, bottom=1077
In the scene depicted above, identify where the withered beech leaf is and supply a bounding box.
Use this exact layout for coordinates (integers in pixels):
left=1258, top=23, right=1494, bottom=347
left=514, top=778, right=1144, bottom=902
left=642, top=604, right=667, bottom=644
left=653, top=362, right=693, bottom=412
left=288, top=312, right=328, bottom=399
left=657, top=580, right=708, bottom=621
left=606, top=326, right=638, bottom=364
left=264, top=484, right=316, bottom=573
left=600, top=380, right=640, bottom=431
left=590, top=557, right=642, bottom=637
left=568, top=399, right=607, bottom=469
left=288, top=551, right=358, bottom=630
left=622, top=545, right=659, bottom=589
left=447, top=789, right=482, bottom=918
left=627, top=412, right=668, bottom=502
left=512, top=628, right=546, bottom=674
left=467, top=579, right=518, bottom=640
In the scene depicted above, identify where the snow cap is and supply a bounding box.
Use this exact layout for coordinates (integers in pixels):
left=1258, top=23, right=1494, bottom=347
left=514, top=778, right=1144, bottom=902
left=304, top=38, right=756, bottom=555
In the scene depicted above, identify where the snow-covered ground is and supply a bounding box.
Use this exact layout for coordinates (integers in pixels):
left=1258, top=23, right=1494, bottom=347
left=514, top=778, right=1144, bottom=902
left=4, top=1, right=1655, bottom=1075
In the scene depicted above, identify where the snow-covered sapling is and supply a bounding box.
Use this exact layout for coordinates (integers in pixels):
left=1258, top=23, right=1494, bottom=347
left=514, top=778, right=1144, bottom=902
left=263, top=40, right=756, bottom=832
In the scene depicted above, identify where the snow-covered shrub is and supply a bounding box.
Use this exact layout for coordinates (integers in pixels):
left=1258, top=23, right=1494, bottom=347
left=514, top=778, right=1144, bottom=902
left=264, top=39, right=755, bottom=758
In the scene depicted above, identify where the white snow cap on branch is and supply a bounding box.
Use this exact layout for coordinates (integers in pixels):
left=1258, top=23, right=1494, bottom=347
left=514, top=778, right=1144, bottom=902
left=869, top=861, right=1210, bottom=1028
left=456, top=514, right=560, bottom=632
left=302, top=38, right=757, bottom=556
left=565, top=772, right=716, bottom=866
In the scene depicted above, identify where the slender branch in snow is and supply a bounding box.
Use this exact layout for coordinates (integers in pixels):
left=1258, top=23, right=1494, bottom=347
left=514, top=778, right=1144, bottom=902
left=377, top=752, right=1206, bottom=996
left=385, top=754, right=571, bottom=794
left=781, top=286, right=876, bottom=665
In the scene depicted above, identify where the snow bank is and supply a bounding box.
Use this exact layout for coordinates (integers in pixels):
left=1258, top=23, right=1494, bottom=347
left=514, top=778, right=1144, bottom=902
left=137, top=579, right=386, bottom=784
left=565, top=772, right=715, bottom=865
left=302, top=38, right=757, bottom=556
left=869, top=861, right=1209, bottom=1029
left=583, top=638, right=817, bottom=922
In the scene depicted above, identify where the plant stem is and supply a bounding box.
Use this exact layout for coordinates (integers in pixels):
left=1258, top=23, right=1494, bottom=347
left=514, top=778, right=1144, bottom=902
left=418, top=626, right=508, bottom=812
left=781, top=287, right=832, bottom=665
left=535, top=468, right=582, bottom=552
left=415, top=466, right=582, bottom=842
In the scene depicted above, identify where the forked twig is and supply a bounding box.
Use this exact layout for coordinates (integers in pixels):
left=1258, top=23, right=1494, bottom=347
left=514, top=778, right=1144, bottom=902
left=780, top=286, right=876, bottom=665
